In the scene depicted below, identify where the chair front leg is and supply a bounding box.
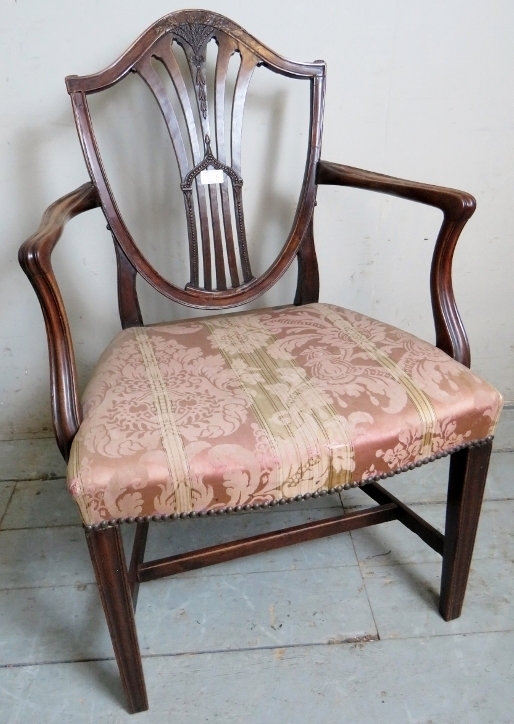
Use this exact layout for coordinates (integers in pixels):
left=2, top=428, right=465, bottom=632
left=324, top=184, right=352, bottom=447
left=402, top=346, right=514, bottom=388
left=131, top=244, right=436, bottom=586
left=439, top=442, right=492, bottom=621
left=85, top=525, right=149, bottom=714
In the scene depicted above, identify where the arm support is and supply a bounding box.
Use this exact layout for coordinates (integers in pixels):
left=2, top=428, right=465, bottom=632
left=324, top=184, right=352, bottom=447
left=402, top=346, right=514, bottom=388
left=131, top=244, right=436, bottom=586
left=19, top=183, right=101, bottom=461
left=317, top=160, right=476, bottom=367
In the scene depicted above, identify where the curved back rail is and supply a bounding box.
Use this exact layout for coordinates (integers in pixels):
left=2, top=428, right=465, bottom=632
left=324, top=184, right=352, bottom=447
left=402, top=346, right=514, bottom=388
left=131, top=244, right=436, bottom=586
left=66, top=10, right=326, bottom=325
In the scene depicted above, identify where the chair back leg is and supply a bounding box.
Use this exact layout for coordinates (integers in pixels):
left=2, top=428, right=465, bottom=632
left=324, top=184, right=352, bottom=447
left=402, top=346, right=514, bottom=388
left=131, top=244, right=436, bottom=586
left=128, top=521, right=149, bottom=611
left=439, top=442, right=492, bottom=621
left=85, top=525, right=149, bottom=713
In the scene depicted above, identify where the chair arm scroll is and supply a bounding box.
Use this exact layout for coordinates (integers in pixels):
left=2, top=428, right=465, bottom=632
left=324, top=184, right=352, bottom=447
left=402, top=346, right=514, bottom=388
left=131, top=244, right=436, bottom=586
left=18, top=182, right=101, bottom=460
left=317, top=161, right=476, bottom=367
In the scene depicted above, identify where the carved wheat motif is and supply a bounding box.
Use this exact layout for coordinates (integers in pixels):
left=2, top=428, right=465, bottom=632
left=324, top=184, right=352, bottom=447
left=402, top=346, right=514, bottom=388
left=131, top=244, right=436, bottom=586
left=155, top=12, right=225, bottom=119
left=155, top=11, right=230, bottom=42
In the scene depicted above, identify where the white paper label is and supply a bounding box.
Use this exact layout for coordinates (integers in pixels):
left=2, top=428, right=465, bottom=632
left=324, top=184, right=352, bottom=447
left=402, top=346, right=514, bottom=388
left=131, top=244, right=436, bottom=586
left=200, top=169, right=224, bottom=185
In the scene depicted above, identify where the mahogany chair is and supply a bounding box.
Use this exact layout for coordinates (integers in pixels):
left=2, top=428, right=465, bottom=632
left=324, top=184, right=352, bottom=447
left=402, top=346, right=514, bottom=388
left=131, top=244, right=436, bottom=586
left=19, top=10, right=502, bottom=714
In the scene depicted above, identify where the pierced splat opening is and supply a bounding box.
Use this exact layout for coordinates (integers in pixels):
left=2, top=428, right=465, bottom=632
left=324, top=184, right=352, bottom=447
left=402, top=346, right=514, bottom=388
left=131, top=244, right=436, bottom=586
left=67, top=10, right=325, bottom=315
left=136, top=28, right=258, bottom=293
left=179, top=133, right=251, bottom=290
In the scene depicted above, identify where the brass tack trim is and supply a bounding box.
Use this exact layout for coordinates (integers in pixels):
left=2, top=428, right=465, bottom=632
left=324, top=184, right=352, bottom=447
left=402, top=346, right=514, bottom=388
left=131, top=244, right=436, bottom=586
left=82, top=435, right=494, bottom=530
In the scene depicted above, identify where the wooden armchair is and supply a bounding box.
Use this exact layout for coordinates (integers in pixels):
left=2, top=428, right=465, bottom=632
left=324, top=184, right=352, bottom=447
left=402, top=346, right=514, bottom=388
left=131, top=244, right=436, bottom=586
left=19, top=11, right=502, bottom=714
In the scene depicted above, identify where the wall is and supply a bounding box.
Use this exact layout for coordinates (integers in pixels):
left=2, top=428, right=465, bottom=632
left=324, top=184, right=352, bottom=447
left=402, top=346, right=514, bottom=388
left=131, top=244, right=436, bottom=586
left=1, top=0, right=513, bottom=439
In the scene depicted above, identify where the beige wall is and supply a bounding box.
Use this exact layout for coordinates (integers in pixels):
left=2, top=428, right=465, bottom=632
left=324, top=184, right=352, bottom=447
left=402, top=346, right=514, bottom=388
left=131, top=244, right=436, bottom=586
left=1, top=0, right=513, bottom=439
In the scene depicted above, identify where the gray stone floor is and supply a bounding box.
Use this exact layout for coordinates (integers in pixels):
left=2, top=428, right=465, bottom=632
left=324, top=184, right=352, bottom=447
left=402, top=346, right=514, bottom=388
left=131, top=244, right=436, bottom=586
left=0, top=412, right=513, bottom=722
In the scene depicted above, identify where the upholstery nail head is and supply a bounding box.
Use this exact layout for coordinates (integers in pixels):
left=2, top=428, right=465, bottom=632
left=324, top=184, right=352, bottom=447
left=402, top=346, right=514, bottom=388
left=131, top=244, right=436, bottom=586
left=82, top=436, right=494, bottom=528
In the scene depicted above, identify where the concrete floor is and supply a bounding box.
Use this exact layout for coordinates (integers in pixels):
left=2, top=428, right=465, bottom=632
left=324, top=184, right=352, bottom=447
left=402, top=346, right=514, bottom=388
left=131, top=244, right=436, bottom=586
left=0, top=412, right=513, bottom=723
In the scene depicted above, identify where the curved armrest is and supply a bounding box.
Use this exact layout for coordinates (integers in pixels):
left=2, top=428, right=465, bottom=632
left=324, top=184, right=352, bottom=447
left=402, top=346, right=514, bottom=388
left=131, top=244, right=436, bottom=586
left=19, top=183, right=101, bottom=460
left=317, top=160, right=476, bottom=367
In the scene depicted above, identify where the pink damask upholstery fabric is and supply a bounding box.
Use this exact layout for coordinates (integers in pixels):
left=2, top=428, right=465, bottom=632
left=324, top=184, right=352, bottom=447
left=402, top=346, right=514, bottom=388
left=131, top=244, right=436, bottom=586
left=68, top=303, right=503, bottom=525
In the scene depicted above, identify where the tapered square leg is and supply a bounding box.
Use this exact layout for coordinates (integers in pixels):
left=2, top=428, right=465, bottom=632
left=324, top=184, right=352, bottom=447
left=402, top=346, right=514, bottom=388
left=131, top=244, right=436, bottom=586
left=439, top=442, right=492, bottom=621
left=85, top=525, right=149, bottom=714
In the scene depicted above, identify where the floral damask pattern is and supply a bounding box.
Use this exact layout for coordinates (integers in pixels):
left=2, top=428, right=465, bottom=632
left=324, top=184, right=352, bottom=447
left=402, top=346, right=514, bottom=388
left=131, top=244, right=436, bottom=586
left=68, top=304, right=503, bottom=524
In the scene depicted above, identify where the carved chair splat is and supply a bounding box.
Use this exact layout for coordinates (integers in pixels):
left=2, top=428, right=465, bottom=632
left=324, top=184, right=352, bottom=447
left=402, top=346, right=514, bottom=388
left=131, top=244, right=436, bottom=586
left=19, top=10, right=502, bottom=714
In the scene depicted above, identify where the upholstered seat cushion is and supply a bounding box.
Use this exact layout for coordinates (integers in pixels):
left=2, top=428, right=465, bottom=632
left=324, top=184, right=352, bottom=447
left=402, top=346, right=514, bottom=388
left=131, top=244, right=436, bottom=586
left=68, top=303, right=502, bottom=525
